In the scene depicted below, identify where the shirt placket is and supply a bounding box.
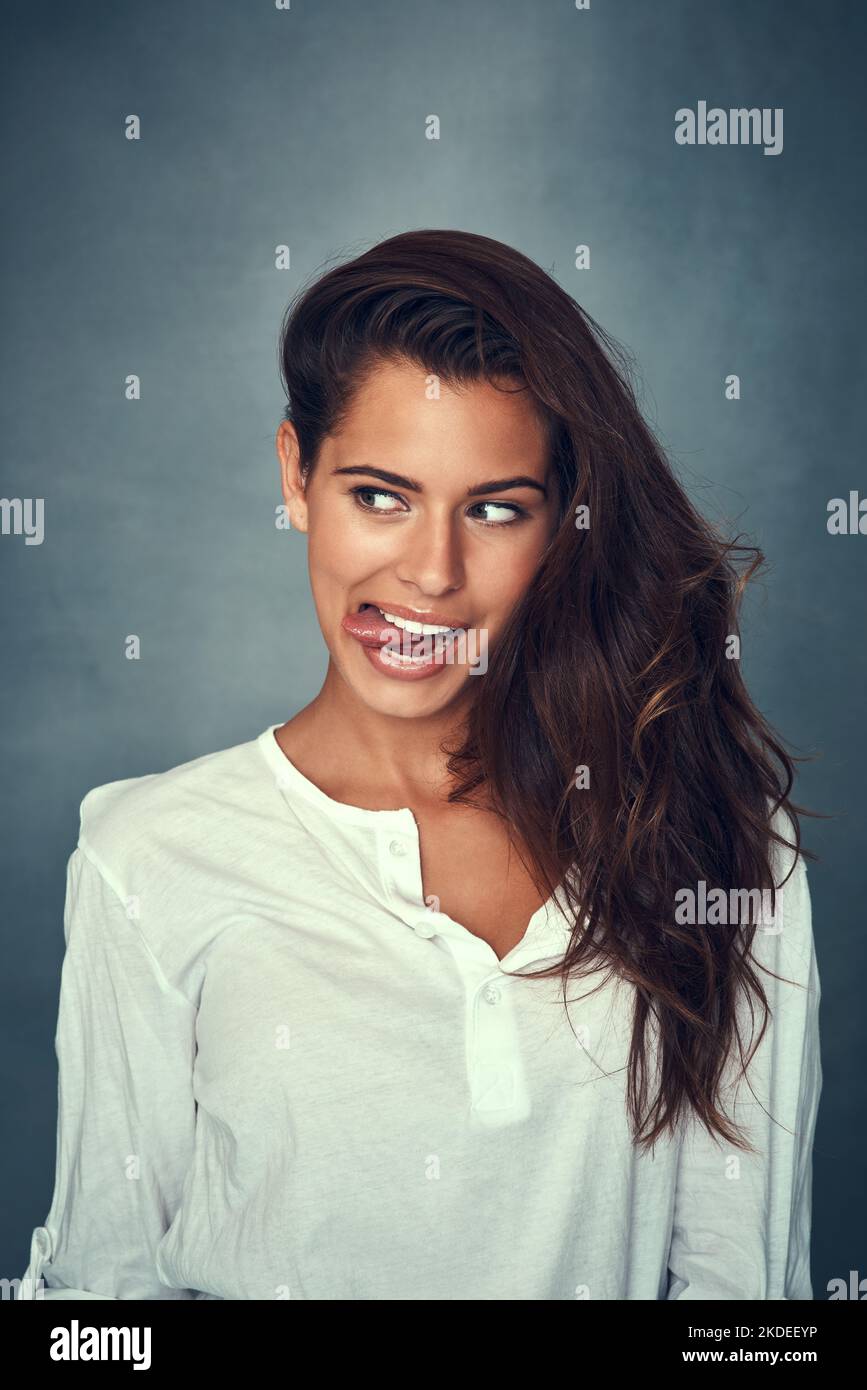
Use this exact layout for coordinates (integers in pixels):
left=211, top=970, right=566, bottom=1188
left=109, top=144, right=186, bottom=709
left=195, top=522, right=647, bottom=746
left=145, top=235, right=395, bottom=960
left=377, top=816, right=572, bottom=1129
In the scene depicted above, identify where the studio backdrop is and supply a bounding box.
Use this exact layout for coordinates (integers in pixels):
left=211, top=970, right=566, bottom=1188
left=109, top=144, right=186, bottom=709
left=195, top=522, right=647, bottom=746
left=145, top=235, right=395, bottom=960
left=1, top=0, right=864, bottom=1306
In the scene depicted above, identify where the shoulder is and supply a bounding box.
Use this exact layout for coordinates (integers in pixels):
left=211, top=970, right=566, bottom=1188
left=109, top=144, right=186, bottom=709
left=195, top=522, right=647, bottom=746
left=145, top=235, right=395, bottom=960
left=757, top=798, right=816, bottom=979
left=75, top=729, right=276, bottom=903
left=766, top=799, right=807, bottom=884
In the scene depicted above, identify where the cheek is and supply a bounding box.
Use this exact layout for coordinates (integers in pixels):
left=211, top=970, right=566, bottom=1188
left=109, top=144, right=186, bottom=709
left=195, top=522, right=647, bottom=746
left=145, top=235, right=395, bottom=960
left=306, top=506, right=398, bottom=598
left=475, top=534, right=547, bottom=616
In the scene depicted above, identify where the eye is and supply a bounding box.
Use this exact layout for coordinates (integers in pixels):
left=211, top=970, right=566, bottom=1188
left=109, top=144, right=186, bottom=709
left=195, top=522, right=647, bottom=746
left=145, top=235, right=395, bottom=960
left=350, top=492, right=527, bottom=528
left=350, top=486, right=407, bottom=514
left=467, top=501, right=528, bottom=526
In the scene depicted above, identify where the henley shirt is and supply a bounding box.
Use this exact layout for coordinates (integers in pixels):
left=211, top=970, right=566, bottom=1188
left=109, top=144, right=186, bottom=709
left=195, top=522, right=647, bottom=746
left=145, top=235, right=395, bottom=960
left=17, top=723, right=822, bottom=1300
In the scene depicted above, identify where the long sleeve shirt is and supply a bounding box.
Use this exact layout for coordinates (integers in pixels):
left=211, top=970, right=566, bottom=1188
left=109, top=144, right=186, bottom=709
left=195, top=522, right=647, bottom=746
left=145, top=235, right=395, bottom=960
left=17, top=723, right=822, bottom=1300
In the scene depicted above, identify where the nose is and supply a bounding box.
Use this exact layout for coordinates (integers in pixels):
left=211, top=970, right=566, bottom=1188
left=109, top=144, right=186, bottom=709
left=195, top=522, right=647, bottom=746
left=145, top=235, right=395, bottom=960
left=394, top=510, right=466, bottom=598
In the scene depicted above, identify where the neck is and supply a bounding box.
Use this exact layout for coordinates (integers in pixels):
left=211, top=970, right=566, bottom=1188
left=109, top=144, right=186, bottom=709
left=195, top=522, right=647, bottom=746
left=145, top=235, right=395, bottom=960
left=276, top=659, right=479, bottom=809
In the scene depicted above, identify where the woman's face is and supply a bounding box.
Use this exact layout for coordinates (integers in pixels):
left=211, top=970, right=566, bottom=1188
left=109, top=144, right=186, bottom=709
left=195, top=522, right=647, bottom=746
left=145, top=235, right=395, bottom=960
left=277, top=357, right=559, bottom=720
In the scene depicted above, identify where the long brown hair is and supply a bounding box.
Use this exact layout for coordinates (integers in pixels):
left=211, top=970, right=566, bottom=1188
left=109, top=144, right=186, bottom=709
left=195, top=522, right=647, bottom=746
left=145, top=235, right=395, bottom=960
left=277, top=227, right=820, bottom=1154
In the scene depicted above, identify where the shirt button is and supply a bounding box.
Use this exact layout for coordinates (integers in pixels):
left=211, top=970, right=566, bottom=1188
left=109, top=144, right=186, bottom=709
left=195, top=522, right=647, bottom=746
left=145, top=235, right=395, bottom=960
left=388, top=839, right=407, bottom=857
left=414, top=920, right=436, bottom=939
left=483, top=984, right=502, bottom=1005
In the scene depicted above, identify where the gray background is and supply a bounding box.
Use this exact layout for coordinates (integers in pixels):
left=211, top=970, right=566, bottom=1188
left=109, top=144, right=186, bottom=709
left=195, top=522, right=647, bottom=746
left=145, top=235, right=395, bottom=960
left=2, top=0, right=863, bottom=1298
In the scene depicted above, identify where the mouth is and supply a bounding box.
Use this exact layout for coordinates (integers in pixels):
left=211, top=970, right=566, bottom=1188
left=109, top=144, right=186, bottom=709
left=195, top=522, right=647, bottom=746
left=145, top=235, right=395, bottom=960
left=339, top=601, right=473, bottom=680
left=353, top=601, right=468, bottom=639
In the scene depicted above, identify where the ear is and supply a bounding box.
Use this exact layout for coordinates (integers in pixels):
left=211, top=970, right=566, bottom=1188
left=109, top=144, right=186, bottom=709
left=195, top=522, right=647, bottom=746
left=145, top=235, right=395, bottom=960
left=276, top=420, right=309, bottom=532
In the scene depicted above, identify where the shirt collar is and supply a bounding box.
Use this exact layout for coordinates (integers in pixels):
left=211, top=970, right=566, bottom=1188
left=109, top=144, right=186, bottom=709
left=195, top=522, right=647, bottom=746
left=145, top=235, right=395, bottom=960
left=256, top=723, right=577, bottom=967
left=256, top=724, right=416, bottom=829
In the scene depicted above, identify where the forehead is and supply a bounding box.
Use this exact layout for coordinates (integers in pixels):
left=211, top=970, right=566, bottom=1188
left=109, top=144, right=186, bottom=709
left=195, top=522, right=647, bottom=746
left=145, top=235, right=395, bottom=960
left=328, top=358, right=550, bottom=467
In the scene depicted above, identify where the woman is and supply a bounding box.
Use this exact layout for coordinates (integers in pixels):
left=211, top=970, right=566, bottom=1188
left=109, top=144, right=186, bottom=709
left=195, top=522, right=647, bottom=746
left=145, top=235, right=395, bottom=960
left=19, top=229, right=822, bottom=1300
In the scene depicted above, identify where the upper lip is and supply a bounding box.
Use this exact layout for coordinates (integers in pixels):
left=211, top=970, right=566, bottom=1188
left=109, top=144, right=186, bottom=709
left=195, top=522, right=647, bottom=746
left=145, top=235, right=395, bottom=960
left=358, top=600, right=469, bottom=630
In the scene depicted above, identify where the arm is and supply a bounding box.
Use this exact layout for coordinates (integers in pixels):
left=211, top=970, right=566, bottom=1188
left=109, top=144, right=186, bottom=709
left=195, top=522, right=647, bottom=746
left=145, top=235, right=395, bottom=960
left=666, top=849, right=822, bottom=1300
left=18, top=844, right=199, bottom=1300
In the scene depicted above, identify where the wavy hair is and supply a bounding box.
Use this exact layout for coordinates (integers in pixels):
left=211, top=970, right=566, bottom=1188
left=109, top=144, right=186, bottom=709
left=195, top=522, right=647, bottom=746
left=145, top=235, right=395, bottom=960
left=277, top=228, right=820, bottom=1154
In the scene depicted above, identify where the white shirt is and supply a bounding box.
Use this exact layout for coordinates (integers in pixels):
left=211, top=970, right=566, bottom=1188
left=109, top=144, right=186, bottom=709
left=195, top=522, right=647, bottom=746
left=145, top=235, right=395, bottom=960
left=18, top=723, right=822, bottom=1301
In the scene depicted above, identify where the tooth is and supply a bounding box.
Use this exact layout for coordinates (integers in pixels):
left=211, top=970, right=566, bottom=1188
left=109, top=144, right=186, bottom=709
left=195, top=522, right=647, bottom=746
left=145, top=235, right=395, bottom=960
left=382, top=611, right=454, bottom=636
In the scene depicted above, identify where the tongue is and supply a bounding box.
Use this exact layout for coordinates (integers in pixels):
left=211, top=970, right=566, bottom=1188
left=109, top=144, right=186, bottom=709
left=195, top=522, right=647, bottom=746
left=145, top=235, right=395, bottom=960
left=342, top=605, right=419, bottom=645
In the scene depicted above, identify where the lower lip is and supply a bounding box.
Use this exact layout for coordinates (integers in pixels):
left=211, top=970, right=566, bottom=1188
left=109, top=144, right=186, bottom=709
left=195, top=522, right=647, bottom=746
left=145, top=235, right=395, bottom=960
left=357, top=637, right=455, bottom=682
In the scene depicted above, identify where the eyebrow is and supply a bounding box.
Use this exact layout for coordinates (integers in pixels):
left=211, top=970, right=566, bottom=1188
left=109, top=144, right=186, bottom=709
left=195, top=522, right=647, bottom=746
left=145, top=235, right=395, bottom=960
left=331, top=465, right=548, bottom=498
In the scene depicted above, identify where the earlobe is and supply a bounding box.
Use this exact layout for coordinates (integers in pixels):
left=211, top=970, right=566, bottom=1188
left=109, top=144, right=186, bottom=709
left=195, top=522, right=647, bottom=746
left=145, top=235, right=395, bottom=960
left=284, top=489, right=309, bottom=534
